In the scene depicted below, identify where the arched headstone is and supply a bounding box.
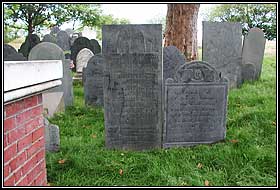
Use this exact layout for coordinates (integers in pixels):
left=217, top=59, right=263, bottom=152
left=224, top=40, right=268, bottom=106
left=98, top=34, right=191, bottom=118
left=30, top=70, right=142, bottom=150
left=18, top=34, right=40, bottom=58
left=42, top=34, right=57, bottom=44
left=56, top=30, right=71, bottom=51
left=83, top=54, right=104, bottom=107
left=76, top=48, right=94, bottom=73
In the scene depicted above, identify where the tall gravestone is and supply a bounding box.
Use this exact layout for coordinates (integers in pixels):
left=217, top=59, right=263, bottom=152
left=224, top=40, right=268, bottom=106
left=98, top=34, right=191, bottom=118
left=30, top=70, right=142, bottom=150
left=202, top=21, right=243, bottom=89
left=163, top=45, right=186, bottom=82
left=76, top=48, right=94, bottom=73
left=241, top=27, right=266, bottom=81
left=42, top=34, right=57, bottom=44
left=102, top=24, right=162, bottom=150
left=163, top=61, right=228, bottom=148
left=56, top=30, right=71, bottom=51
left=83, top=54, right=104, bottom=106
left=4, top=44, right=27, bottom=61
left=28, top=42, right=74, bottom=116
left=18, top=34, right=40, bottom=58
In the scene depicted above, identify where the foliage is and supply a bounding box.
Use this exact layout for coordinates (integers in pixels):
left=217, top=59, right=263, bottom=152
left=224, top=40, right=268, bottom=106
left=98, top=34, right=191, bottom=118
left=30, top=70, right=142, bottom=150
left=203, top=4, right=276, bottom=40
left=46, top=52, right=276, bottom=186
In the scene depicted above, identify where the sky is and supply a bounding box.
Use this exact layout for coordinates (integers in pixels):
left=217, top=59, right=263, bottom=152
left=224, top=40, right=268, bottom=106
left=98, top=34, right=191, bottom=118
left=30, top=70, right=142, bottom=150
left=59, top=3, right=217, bottom=46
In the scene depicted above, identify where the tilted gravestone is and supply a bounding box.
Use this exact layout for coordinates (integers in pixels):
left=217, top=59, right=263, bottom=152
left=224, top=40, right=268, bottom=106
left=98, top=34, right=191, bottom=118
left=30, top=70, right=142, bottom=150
left=44, top=118, right=60, bottom=152
left=4, top=44, right=27, bottom=61
left=102, top=24, right=163, bottom=150
left=18, top=34, right=40, bottom=58
left=28, top=42, right=74, bottom=115
left=83, top=54, right=104, bottom=107
left=42, top=34, right=57, bottom=44
left=241, top=27, right=266, bottom=81
left=76, top=48, right=94, bottom=73
left=163, top=61, right=228, bottom=148
left=202, top=21, right=243, bottom=89
left=56, top=30, right=71, bottom=51
left=163, top=45, right=186, bottom=82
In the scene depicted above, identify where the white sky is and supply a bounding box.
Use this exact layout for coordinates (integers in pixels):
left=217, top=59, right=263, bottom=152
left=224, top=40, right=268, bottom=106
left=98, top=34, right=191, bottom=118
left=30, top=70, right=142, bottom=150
left=60, top=4, right=218, bottom=46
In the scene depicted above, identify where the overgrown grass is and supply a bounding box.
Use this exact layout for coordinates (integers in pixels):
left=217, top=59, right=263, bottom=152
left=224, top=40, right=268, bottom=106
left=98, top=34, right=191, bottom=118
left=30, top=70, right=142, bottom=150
left=46, top=54, right=276, bottom=187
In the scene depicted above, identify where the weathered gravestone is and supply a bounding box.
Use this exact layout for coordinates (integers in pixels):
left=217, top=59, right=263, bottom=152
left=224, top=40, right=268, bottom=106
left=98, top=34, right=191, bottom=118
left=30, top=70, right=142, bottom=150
left=42, top=34, right=57, bottom=44
left=65, top=28, right=74, bottom=37
left=76, top=48, right=94, bottom=73
left=83, top=54, right=104, bottom=106
left=28, top=42, right=74, bottom=116
left=202, top=21, right=243, bottom=89
left=102, top=24, right=162, bottom=150
left=56, top=30, right=71, bottom=51
left=241, top=27, right=266, bottom=81
left=70, top=37, right=101, bottom=71
left=50, top=26, right=60, bottom=36
left=163, top=45, right=186, bottom=82
left=44, top=118, right=60, bottom=152
left=4, top=44, right=27, bottom=61
left=163, top=61, right=228, bottom=148
left=18, top=34, right=40, bottom=58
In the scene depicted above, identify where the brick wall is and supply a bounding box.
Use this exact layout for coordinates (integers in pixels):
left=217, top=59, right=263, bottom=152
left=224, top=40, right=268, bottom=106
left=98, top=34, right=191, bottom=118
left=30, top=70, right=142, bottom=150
left=4, top=94, right=48, bottom=186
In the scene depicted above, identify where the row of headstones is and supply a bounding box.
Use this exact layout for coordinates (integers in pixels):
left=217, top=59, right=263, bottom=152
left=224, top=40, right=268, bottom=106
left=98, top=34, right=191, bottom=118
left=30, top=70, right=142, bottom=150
left=81, top=23, right=266, bottom=151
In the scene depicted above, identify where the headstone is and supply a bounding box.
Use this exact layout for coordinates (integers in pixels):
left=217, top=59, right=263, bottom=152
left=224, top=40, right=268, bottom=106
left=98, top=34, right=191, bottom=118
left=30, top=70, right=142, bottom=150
left=4, top=44, right=27, bottom=61
left=56, top=30, right=71, bottom=51
left=18, top=34, right=40, bottom=58
left=76, top=48, right=94, bottom=73
left=50, top=26, right=60, bottom=36
left=65, top=28, right=74, bottom=37
left=44, top=118, right=60, bottom=152
left=28, top=42, right=74, bottom=112
left=202, top=21, right=243, bottom=89
left=241, top=27, right=266, bottom=81
left=163, top=61, right=228, bottom=148
left=42, top=34, right=57, bottom=44
left=163, top=45, right=186, bottom=82
left=102, top=24, right=162, bottom=150
left=83, top=54, right=104, bottom=106
left=89, top=39, right=101, bottom=54
left=69, top=33, right=81, bottom=46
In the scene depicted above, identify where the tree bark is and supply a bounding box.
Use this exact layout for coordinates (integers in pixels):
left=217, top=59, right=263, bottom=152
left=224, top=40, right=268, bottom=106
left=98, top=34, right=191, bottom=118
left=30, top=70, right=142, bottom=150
left=164, top=4, right=200, bottom=61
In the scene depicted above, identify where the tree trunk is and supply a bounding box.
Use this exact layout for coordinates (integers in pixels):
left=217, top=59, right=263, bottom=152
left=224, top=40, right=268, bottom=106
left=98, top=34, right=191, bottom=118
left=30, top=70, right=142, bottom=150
left=164, top=4, right=200, bottom=61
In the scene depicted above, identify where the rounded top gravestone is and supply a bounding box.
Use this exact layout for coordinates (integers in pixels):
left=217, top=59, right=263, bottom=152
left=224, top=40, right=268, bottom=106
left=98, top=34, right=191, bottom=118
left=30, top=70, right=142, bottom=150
left=89, top=39, right=101, bottom=54
left=42, top=34, right=57, bottom=44
left=50, top=26, right=61, bottom=36
left=18, top=34, right=41, bottom=58
left=76, top=48, right=94, bottom=72
left=56, top=30, right=71, bottom=51
left=4, top=44, right=27, bottom=61
left=163, top=45, right=186, bottom=81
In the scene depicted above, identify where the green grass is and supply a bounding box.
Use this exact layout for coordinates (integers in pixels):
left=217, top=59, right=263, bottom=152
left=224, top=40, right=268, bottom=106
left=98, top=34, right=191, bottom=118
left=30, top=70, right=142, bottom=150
left=46, top=54, right=276, bottom=187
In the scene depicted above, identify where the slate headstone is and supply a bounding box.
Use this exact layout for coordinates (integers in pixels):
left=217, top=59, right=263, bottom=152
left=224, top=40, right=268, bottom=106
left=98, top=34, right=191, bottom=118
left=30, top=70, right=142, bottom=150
left=4, top=44, right=27, bottom=61
left=89, top=39, right=101, bottom=54
left=56, top=30, right=71, bottom=51
left=42, top=34, right=57, bottom=44
left=28, top=42, right=74, bottom=109
left=102, top=24, right=163, bottom=150
left=163, top=45, right=186, bottom=82
left=163, top=61, right=228, bottom=148
left=18, top=34, right=40, bottom=58
left=202, top=21, right=243, bottom=89
left=83, top=54, right=104, bottom=106
left=76, top=48, right=94, bottom=73
left=44, top=118, right=60, bottom=152
left=241, top=27, right=266, bottom=81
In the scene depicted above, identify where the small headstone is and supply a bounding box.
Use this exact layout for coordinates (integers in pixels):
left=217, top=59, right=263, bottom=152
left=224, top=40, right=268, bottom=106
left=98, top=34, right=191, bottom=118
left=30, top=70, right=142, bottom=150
left=163, top=61, right=228, bottom=148
left=4, top=44, right=27, bottom=61
left=44, top=118, right=60, bottom=152
left=83, top=54, right=104, bottom=106
left=18, top=34, right=40, bottom=58
left=42, top=34, right=57, bottom=44
left=28, top=42, right=74, bottom=111
left=76, top=48, right=94, bottom=73
left=56, top=30, right=71, bottom=51
left=102, top=24, right=163, bottom=150
left=163, top=45, right=186, bottom=82
left=202, top=21, right=243, bottom=89
left=241, top=27, right=266, bottom=81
